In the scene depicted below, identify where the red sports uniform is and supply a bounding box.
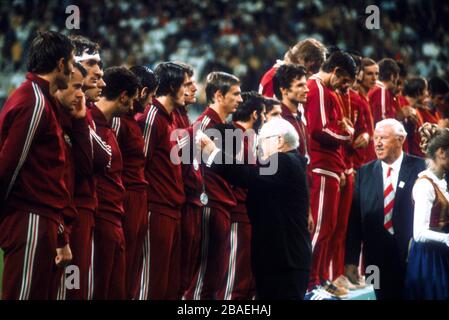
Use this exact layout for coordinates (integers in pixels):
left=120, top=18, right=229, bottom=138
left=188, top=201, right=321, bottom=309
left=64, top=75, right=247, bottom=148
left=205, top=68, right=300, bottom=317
left=112, top=114, right=149, bottom=300
left=305, top=74, right=352, bottom=288
left=137, top=99, right=185, bottom=300
left=90, top=104, right=126, bottom=300
left=172, top=106, right=205, bottom=299
left=258, top=61, right=282, bottom=98
left=0, top=73, right=76, bottom=299
left=185, top=106, right=237, bottom=300
left=368, top=82, right=400, bottom=126
left=54, top=109, right=94, bottom=300
left=353, top=90, right=376, bottom=166
left=327, top=89, right=368, bottom=280
left=65, top=102, right=112, bottom=300
left=281, top=103, right=310, bottom=161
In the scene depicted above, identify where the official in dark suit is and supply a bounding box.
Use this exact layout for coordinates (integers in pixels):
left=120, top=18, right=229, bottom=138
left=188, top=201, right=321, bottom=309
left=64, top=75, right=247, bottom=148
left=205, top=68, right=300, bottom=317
left=345, top=118, right=426, bottom=300
left=198, top=118, right=311, bottom=300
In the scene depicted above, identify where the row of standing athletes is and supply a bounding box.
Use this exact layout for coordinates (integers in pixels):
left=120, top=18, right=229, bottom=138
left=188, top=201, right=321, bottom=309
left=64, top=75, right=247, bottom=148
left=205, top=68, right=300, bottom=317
left=1, top=32, right=442, bottom=300
left=259, top=53, right=443, bottom=292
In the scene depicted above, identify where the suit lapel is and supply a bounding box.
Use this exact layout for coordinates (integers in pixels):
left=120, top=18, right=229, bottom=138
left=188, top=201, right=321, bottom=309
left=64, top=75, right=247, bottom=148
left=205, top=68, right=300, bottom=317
left=374, top=160, right=384, bottom=206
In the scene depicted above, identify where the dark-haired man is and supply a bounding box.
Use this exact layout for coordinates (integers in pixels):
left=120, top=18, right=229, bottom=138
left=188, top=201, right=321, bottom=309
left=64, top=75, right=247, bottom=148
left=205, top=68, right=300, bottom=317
left=368, top=58, right=418, bottom=129
left=91, top=66, right=139, bottom=299
left=170, top=64, right=205, bottom=299
left=273, top=64, right=310, bottom=160
left=305, top=52, right=355, bottom=298
left=0, top=31, right=75, bottom=300
left=112, top=66, right=158, bottom=300
left=402, top=77, right=432, bottom=157
left=264, top=98, right=282, bottom=121
left=186, top=71, right=242, bottom=300
left=137, top=62, right=188, bottom=300
left=428, top=76, right=449, bottom=120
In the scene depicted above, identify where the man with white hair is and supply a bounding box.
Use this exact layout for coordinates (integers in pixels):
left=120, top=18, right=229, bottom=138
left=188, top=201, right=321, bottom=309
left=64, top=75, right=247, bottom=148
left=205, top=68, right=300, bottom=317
left=345, top=118, right=426, bottom=300
left=199, top=118, right=311, bottom=300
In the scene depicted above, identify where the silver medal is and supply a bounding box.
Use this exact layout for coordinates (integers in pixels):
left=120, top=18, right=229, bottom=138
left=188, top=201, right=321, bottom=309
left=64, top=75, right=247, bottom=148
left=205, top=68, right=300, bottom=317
left=200, top=192, right=208, bottom=205
left=193, top=158, right=199, bottom=171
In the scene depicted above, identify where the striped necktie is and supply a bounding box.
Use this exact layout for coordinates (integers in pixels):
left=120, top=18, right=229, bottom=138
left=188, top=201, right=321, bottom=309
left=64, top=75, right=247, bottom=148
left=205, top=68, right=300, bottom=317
left=384, top=166, right=395, bottom=235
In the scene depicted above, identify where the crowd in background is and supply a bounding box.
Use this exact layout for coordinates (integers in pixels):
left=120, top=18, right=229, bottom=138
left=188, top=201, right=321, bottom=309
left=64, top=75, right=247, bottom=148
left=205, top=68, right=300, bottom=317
left=1, top=0, right=448, bottom=111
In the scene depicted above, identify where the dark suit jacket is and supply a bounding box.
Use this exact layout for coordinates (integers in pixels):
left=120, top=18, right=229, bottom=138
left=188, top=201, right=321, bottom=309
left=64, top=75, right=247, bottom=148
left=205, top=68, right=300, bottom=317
left=210, top=149, right=311, bottom=275
left=345, top=153, right=426, bottom=299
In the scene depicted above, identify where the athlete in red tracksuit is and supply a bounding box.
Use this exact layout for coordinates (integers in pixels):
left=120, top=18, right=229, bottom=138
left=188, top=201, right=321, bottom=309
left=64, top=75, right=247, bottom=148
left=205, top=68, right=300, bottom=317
left=173, top=105, right=205, bottom=299
left=185, top=71, right=242, bottom=300
left=305, top=73, right=353, bottom=289
left=65, top=101, right=111, bottom=300
left=0, top=71, right=76, bottom=300
left=91, top=66, right=139, bottom=300
left=90, top=102, right=127, bottom=300
left=112, top=112, right=148, bottom=300
left=187, top=107, right=238, bottom=300
left=328, top=89, right=369, bottom=280
left=368, top=82, right=400, bottom=126
left=53, top=65, right=95, bottom=300
left=137, top=98, right=186, bottom=300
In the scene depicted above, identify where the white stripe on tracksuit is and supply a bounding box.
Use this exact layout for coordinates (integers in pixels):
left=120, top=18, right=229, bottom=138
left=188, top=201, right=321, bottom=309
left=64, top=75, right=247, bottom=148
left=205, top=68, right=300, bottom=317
left=311, top=176, right=326, bottom=251
left=143, top=106, right=158, bottom=157
left=193, top=207, right=211, bottom=300
left=19, top=213, right=40, bottom=300
left=6, top=82, right=45, bottom=200
left=139, top=211, right=151, bottom=300
left=224, top=222, right=238, bottom=300
left=88, top=235, right=94, bottom=300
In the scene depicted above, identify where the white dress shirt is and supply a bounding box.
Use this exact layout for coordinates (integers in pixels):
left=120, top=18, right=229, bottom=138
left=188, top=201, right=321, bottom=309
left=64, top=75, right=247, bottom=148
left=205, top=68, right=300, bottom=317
left=381, top=152, right=404, bottom=192
left=412, top=169, right=449, bottom=244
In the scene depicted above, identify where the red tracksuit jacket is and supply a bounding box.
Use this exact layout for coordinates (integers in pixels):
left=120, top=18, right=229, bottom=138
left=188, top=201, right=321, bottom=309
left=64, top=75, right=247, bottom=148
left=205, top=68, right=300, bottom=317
left=335, top=89, right=370, bottom=172
left=60, top=110, right=93, bottom=235
left=368, top=82, right=399, bottom=126
left=281, top=103, right=310, bottom=161
left=89, top=104, right=125, bottom=226
left=73, top=102, right=112, bottom=214
left=0, top=73, right=76, bottom=244
left=305, top=74, right=352, bottom=176
left=137, top=99, right=185, bottom=218
left=258, top=64, right=280, bottom=98
left=112, top=114, right=148, bottom=192
left=196, top=107, right=237, bottom=212
left=172, top=107, right=204, bottom=207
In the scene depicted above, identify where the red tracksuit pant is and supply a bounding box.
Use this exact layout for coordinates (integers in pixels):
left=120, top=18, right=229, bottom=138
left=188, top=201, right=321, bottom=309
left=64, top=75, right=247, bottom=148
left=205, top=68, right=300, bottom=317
left=0, top=211, right=60, bottom=300
left=219, top=220, right=256, bottom=300
left=122, top=190, right=148, bottom=299
left=92, top=217, right=126, bottom=300
left=138, top=210, right=181, bottom=300
left=309, top=172, right=341, bottom=288
left=185, top=206, right=231, bottom=300
left=327, top=172, right=354, bottom=280
left=62, top=208, right=95, bottom=300
left=179, top=202, right=202, bottom=299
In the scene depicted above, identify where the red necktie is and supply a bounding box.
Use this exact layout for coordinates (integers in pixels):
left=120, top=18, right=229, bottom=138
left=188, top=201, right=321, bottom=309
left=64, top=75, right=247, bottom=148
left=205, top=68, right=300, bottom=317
left=384, top=166, right=395, bottom=235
